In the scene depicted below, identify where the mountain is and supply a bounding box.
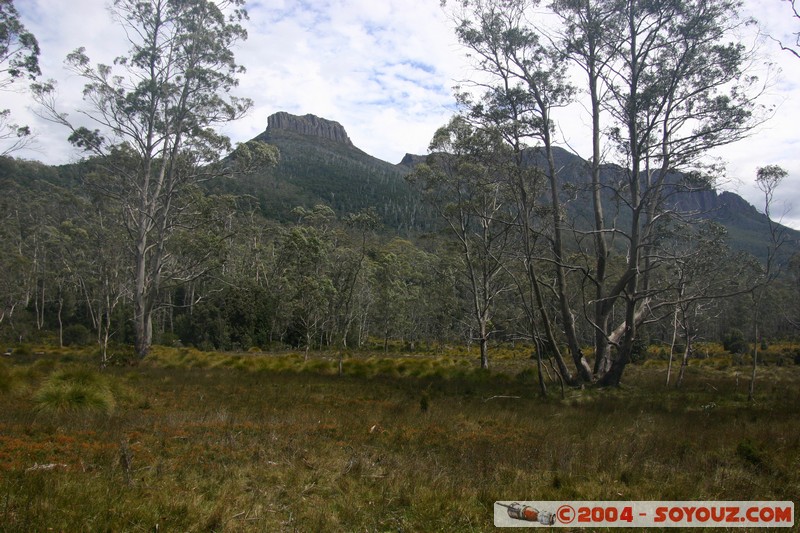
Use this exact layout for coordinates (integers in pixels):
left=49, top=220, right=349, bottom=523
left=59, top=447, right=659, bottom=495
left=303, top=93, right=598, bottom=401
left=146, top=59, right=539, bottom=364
left=210, top=112, right=434, bottom=232
left=214, top=112, right=795, bottom=257
left=2, top=110, right=792, bottom=258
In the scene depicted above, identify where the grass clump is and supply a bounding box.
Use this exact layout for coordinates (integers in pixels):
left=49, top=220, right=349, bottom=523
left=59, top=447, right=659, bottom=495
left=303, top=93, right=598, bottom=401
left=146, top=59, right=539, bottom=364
left=33, top=368, right=116, bottom=415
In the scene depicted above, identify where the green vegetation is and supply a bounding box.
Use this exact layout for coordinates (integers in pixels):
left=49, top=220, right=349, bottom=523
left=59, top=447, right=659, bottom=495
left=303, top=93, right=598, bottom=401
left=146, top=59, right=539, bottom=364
left=1, top=346, right=798, bottom=531
left=0, top=3, right=796, bottom=386
left=1, top=0, right=799, bottom=384
left=1, top=0, right=797, bottom=526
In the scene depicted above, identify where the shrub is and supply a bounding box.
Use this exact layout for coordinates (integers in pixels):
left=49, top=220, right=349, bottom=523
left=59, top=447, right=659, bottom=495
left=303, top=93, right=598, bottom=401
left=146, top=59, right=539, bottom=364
left=735, top=439, right=766, bottom=469
left=157, top=331, right=182, bottom=347
left=0, top=360, right=20, bottom=394
left=722, top=329, right=748, bottom=354
left=63, top=324, right=92, bottom=347
left=14, top=344, right=33, bottom=356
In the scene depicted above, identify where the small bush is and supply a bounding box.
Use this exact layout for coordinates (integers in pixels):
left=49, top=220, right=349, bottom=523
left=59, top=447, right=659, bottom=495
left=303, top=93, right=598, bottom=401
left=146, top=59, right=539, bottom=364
left=157, top=331, right=182, bottom=347
left=736, top=439, right=766, bottom=469
left=14, top=344, right=33, bottom=356
left=419, top=392, right=430, bottom=412
left=0, top=360, right=20, bottom=394
left=723, top=329, right=748, bottom=354
left=63, top=324, right=91, bottom=347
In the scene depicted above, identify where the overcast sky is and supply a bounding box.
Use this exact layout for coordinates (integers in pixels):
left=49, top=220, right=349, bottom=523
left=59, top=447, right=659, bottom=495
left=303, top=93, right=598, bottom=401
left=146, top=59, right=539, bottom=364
left=6, top=0, right=800, bottom=226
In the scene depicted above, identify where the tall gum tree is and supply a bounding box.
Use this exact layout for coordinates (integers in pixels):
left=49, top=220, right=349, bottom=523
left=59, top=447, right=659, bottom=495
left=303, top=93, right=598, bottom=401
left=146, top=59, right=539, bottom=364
left=444, top=0, right=768, bottom=386
left=408, top=116, right=515, bottom=370
left=551, top=0, right=623, bottom=377
left=451, top=0, right=593, bottom=383
left=35, top=0, right=277, bottom=358
left=596, top=0, right=766, bottom=385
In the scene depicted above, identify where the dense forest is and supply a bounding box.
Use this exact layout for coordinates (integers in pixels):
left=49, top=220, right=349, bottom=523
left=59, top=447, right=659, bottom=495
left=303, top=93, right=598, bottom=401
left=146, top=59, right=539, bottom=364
left=1, top=0, right=799, bottom=388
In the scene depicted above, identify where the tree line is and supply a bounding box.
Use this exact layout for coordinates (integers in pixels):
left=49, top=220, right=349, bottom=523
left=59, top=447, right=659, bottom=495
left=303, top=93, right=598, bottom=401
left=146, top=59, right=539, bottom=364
left=2, top=154, right=798, bottom=367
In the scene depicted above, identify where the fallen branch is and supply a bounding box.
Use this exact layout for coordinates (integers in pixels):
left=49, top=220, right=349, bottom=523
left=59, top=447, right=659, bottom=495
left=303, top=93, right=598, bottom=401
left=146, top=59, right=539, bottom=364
left=483, top=395, right=521, bottom=402
left=26, top=463, right=68, bottom=472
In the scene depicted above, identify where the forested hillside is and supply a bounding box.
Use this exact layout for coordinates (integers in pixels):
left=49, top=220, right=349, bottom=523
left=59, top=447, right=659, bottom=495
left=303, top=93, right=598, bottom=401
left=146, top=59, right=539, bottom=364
left=3, top=1, right=800, bottom=530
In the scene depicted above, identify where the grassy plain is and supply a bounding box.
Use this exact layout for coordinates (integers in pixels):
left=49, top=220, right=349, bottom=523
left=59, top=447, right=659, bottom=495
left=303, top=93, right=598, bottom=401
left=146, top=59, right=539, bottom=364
left=0, top=345, right=798, bottom=531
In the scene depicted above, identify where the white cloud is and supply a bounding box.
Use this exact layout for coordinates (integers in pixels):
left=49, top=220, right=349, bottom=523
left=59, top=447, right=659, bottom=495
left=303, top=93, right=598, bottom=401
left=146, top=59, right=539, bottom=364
left=228, top=0, right=463, bottom=163
left=713, top=0, right=800, bottom=224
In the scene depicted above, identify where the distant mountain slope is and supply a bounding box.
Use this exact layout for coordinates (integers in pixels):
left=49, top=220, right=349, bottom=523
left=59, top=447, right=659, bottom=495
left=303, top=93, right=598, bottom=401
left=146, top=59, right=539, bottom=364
left=542, top=146, right=800, bottom=259
left=405, top=145, right=799, bottom=259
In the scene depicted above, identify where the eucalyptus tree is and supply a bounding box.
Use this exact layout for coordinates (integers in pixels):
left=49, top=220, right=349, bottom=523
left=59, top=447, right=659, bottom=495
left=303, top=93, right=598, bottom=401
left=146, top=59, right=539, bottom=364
left=451, top=0, right=592, bottom=382
left=594, top=0, right=765, bottom=385
left=371, top=238, right=442, bottom=352
left=333, top=208, right=380, bottom=348
left=0, top=178, right=33, bottom=326
left=408, top=116, right=515, bottom=369
left=53, top=183, right=131, bottom=364
left=34, top=0, right=278, bottom=358
left=444, top=0, right=766, bottom=386
left=748, top=164, right=789, bottom=400
left=552, top=0, right=623, bottom=375
left=656, top=222, right=761, bottom=387
left=277, top=205, right=337, bottom=355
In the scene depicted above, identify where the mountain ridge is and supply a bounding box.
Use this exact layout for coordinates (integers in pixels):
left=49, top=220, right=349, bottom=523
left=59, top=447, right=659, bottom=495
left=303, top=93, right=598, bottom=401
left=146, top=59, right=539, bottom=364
left=293, top=126, right=795, bottom=258
left=1, top=110, right=790, bottom=258
left=223, top=112, right=431, bottom=232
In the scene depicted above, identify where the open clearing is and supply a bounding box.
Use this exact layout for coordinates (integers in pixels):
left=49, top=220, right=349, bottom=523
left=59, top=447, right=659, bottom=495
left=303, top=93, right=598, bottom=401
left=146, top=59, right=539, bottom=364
left=1, top=346, right=798, bottom=531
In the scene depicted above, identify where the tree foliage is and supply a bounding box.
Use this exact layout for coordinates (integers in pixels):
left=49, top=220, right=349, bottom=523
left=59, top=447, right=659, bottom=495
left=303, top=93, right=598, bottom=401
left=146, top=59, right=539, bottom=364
left=409, top=116, right=514, bottom=369
left=0, top=0, right=39, bottom=155
left=0, top=0, right=794, bottom=391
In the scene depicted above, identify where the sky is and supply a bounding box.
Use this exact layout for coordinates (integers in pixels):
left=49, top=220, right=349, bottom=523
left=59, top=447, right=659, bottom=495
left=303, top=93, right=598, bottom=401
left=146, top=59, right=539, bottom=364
left=5, top=0, right=800, bottom=226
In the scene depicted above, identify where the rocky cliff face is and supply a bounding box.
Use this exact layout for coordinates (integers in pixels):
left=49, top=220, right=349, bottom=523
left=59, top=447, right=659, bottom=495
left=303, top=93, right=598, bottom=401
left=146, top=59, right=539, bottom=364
left=266, top=111, right=353, bottom=145
left=397, top=153, right=427, bottom=168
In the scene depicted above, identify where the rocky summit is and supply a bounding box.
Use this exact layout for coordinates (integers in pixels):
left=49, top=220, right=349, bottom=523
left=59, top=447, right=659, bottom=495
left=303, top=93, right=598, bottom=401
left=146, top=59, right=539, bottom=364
left=266, top=111, right=353, bottom=145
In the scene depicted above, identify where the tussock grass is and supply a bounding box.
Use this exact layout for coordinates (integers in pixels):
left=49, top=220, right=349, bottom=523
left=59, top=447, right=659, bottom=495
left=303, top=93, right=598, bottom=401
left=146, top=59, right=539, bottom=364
left=33, top=368, right=116, bottom=415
